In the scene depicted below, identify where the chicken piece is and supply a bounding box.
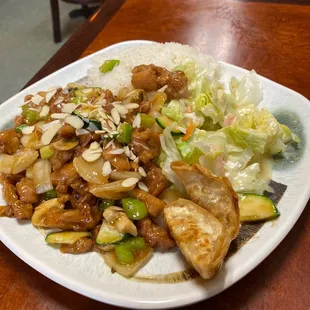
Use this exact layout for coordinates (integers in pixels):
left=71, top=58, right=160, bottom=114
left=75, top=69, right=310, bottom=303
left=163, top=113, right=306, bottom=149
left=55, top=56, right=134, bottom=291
left=1, top=205, right=14, bottom=217
left=57, top=193, right=70, bottom=205
left=12, top=200, right=33, bottom=220
left=103, top=89, right=117, bottom=114
left=70, top=179, right=98, bottom=208
left=58, top=124, right=76, bottom=139
left=144, top=163, right=169, bottom=196
left=16, top=177, right=38, bottom=204
left=0, top=129, right=20, bottom=154
left=136, top=217, right=175, bottom=250
left=131, top=64, right=189, bottom=99
left=102, top=144, right=130, bottom=171
left=2, top=179, right=19, bottom=205
left=51, top=162, right=79, bottom=193
left=60, top=238, right=93, bottom=254
left=50, top=149, right=73, bottom=171
left=130, top=129, right=161, bottom=164
left=130, top=188, right=165, bottom=217
left=43, top=204, right=101, bottom=231
left=78, top=133, right=100, bottom=148
left=171, top=161, right=239, bottom=239
left=164, top=198, right=231, bottom=279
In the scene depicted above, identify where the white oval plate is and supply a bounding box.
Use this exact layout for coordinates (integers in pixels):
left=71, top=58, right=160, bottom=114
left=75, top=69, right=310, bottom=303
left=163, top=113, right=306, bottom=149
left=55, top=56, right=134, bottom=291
left=1, top=40, right=310, bottom=309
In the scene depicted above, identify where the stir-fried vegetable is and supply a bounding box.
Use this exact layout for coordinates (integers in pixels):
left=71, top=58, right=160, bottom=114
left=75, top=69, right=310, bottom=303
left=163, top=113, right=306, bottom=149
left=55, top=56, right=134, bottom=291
left=140, top=113, right=155, bottom=129
left=100, top=199, right=115, bottom=210
left=99, top=59, right=120, bottom=73
left=121, top=198, right=148, bottom=220
left=32, top=159, right=53, bottom=194
left=46, top=231, right=91, bottom=244
left=44, top=189, right=58, bottom=200
left=39, top=145, right=54, bottom=159
left=115, top=236, right=146, bottom=264
left=116, top=123, right=132, bottom=144
left=0, top=148, right=39, bottom=174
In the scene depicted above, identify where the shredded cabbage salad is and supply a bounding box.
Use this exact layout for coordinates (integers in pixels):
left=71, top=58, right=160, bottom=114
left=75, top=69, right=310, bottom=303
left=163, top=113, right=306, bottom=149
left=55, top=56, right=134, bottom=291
left=158, top=58, right=299, bottom=194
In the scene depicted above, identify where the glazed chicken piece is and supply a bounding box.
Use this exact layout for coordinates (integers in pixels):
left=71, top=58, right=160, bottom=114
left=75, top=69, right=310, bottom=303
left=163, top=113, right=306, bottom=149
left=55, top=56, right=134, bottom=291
left=131, top=64, right=189, bottom=99
left=136, top=217, right=175, bottom=250
left=0, top=129, right=20, bottom=155
left=171, top=161, right=240, bottom=239
left=143, top=162, right=169, bottom=196
left=130, top=129, right=161, bottom=164
left=164, top=198, right=231, bottom=279
left=16, top=177, right=38, bottom=204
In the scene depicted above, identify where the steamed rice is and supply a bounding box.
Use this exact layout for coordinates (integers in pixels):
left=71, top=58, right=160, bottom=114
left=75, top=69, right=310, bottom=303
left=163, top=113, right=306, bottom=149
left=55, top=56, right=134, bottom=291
left=87, top=42, right=221, bottom=94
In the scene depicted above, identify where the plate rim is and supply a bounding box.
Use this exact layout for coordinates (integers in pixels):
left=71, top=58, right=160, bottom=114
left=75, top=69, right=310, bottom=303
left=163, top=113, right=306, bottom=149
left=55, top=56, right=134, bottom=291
left=1, top=40, right=310, bottom=309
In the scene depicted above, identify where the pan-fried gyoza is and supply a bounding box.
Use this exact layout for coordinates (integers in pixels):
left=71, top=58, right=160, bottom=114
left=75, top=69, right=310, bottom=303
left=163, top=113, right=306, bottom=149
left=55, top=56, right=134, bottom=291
left=0, top=43, right=298, bottom=279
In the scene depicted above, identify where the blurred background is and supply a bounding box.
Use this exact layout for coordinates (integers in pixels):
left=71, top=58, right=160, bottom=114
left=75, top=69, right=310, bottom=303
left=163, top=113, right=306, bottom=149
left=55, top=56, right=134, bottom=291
left=0, top=0, right=96, bottom=104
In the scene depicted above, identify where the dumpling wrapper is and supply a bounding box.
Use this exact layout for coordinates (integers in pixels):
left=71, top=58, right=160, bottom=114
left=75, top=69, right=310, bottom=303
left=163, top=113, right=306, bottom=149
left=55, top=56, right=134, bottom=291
left=164, top=198, right=231, bottom=279
left=171, top=161, right=240, bottom=239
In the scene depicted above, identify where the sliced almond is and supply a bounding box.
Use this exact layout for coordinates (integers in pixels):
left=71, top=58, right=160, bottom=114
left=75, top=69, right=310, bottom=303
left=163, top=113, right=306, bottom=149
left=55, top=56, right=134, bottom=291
left=89, top=141, right=101, bottom=150
left=124, top=103, right=139, bottom=110
left=31, top=94, right=44, bottom=105
left=45, top=90, right=57, bottom=103
left=109, top=149, right=124, bottom=155
left=64, top=115, right=84, bottom=129
left=61, top=103, right=77, bottom=114
left=80, top=112, right=89, bottom=118
left=21, top=126, right=35, bottom=135
left=105, top=140, right=115, bottom=149
left=42, top=120, right=61, bottom=132
left=107, top=120, right=116, bottom=131
left=157, top=85, right=168, bottom=92
left=123, top=146, right=131, bottom=157
left=39, top=105, right=50, bottom=118
left=111, top=108, right=120, bottom=125
left=121, top=177, right=139, bottom=188
left=129, top=151, right=137, bottom=160
left=138, top=167, right=147, bottom=177
left=51, top=113, right=69, bottom=119
left=75, top=128, right=89, bottom=136
left=132, top=114, right=141, bottom=129
left=138, top=181, right=149, bottom=192
left=113, top=104, right=128, bottom=115
left=82, top=148, right=102, bottom=162
left=102, top=161, right=112, bottom=176
left=41, top=122, right=62, bottom=145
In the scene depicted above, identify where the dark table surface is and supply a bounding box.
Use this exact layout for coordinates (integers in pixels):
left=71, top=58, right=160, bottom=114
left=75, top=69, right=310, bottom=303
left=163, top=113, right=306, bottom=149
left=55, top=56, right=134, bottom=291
left=2, top=0, right=310, bottom=309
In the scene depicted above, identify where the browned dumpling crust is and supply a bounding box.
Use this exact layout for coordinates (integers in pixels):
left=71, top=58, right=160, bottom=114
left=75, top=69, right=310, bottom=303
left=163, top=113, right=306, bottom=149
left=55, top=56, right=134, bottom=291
left=171, top=161, right=240, bottom=240
left=164, top=198, right=231, bottom=279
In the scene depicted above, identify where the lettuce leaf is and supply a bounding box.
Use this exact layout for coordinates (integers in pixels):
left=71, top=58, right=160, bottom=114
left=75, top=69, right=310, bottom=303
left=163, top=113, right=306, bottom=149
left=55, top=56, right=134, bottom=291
left=229, top=70, right=263, bottom=107
left=161, top=99, right=186, bottom=122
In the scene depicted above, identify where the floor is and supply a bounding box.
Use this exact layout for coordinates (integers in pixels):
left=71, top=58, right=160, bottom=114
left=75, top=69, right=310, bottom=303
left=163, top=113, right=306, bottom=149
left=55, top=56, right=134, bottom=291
left=0, top=0, right=85, bottom=104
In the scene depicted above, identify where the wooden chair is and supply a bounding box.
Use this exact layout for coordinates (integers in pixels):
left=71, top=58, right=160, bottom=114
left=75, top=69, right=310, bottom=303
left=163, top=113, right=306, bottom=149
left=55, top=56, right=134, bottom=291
left=50, top=0, right=102, bottom=43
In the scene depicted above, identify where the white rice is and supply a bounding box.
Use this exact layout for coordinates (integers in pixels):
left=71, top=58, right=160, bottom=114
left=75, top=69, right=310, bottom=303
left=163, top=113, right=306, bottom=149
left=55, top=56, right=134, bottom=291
left=87, top=42, right=221, bottom=94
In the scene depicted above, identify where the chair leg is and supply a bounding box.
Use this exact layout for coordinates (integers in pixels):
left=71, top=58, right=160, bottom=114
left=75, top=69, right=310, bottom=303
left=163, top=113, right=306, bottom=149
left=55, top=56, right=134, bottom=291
left=50, top=0, right=61, bottom=43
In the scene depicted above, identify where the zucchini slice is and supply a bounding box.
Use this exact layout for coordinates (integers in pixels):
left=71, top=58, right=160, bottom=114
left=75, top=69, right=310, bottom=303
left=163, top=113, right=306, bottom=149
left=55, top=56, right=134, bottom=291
left=45, top=231, right=91, bottom=244
left=156, top=116, right=183, bottom=136
left=239, top=194, right=280, bottom=222
left=96, top=221, right=124, bottom=245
